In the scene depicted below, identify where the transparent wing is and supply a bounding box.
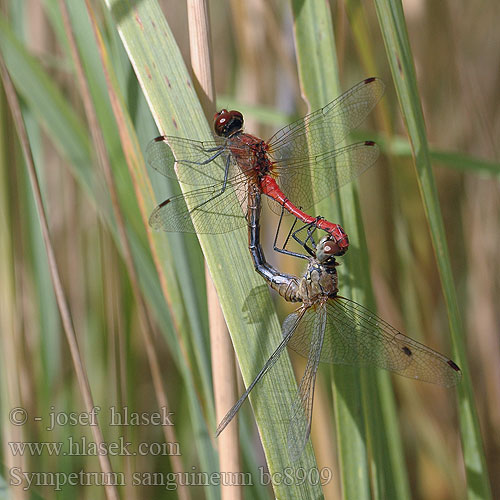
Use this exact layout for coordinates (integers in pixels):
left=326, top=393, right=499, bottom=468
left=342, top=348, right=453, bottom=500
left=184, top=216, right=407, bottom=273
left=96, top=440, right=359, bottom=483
left=287, top=296, right=461, bottom=388
left=215, top=308, right=306, bottom=437
left=268, top=141, right=379, bottom=215
left=286, top=305, right=326, bottom=462
left=149, top=175, right=249, bottom=233
left=147, top=135, right=252, bottom=186
left=268, top=78, right=385, bottom=161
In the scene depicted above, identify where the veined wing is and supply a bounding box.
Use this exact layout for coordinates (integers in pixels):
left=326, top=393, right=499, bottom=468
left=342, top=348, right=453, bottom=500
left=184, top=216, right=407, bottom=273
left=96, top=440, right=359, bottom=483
left=147, top=135, right=253, bottom=186
left=268, top=78, right=385, bottom=162
left=285, top=305, right=326, bottom=462
left=287, top=296, right=461, bottom=388
left=149, top=178, right=248, bottom=233
left=215, top=307, right=307, bottom=437
left=268, top=141, right=379, bottom=215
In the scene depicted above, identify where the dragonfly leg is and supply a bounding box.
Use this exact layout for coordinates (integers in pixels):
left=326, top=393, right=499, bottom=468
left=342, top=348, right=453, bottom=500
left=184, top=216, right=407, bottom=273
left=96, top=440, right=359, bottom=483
left=290, top=217, right=325, bottom=257
left=303, top=223, right=317, bottom=249
left=272, top=207, right=311, bottom=260
left=187, top=154, right=231, bottom=213
left=299, top=216, right=325, bottom=251
left=183, top=147, right=225, bottom=166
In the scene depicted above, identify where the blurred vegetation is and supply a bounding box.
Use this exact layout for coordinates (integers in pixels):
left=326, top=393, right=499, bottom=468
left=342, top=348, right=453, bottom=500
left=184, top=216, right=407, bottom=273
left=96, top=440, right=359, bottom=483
left=0, top=0, right=498, bottom=499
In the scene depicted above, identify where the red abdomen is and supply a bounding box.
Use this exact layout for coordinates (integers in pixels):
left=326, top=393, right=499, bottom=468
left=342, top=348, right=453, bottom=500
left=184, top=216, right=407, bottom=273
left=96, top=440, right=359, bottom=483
left=259, top=176, right=349, bottom=256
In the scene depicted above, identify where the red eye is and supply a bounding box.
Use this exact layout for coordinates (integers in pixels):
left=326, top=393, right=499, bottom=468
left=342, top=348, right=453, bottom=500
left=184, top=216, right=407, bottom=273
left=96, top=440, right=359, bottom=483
left=323, top=241, right=337, bottom=255
left=214, top=109, right=228, bottom=121
left=213, top=110, right=244, bottom=137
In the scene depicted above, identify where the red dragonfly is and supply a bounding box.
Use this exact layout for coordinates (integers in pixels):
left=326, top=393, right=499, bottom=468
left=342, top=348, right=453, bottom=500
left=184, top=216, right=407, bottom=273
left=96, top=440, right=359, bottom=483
left=148, top=78, right=384, bottom=255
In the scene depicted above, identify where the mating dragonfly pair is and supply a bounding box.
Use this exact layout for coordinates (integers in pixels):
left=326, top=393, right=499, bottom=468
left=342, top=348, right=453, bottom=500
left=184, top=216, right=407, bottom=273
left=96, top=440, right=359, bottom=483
left=147, top=78, right=461, bottom=460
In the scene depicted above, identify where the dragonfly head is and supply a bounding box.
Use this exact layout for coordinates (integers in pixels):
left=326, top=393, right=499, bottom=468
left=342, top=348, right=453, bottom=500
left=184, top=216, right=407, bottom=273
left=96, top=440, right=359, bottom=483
left=214, top=109, right=244, bottom=137
left=315, top=236, right=340, bottom=266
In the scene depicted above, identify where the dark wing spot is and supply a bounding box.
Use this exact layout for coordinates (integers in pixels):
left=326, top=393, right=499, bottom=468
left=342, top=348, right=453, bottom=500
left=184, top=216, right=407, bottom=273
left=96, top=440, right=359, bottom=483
left=402, top=346, right=412, bottom=357
left=364, top=77, right=376, bottom=84
left=154, top=136, right=165, bottom=142
left=365, top=140, right=376, bottom=146
left=447, top=360, right=461, bottom=372
left=159, top=199, right=171, bottom=208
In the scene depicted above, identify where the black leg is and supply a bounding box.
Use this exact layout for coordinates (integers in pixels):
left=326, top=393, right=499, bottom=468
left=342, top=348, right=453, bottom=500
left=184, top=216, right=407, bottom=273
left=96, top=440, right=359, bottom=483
left=301, top=217, right=324, bottom=251
left=282, top=206, right=300, bottom=252
left=183, top=147, right=224, bottom=166
left=188, top=154, right=232, bottom=213
left=272, top=206, right=309, bottom=260
left=291, top=217, right=323, bottom=257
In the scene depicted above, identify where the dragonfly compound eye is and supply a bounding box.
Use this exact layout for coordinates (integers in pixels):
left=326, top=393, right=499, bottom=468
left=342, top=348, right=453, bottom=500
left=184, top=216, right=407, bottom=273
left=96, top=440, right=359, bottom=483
left=214, top=110, right=244, bottom=137
left=316, top=236, right=340, bottom=262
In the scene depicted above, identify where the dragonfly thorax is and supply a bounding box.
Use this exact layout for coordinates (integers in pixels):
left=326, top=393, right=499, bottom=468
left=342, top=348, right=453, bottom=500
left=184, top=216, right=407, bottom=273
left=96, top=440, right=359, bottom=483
left=228, top=135, right=273, bottom=178
left=299, top=260, right=338, bottom=303
left=254, top=141, right=272, bottom=176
